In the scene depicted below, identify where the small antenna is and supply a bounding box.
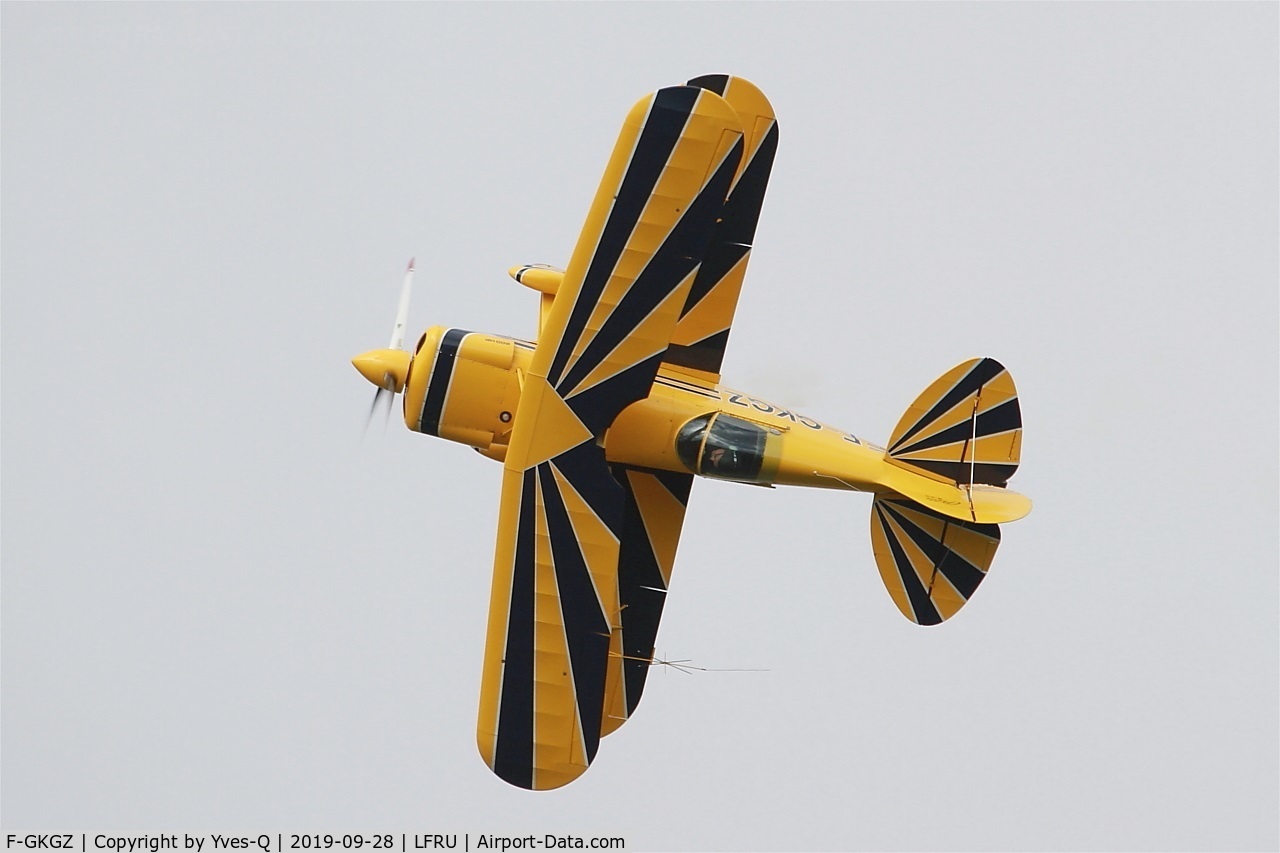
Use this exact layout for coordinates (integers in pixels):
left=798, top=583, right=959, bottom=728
left=621, top=651, right=768, bottom=675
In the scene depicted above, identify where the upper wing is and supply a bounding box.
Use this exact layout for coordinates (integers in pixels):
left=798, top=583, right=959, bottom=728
left=528, top=85, right=745, bottom=438
left=476, top=86, right=744, bottom=790
left=664, top=75, right=780, bottom=378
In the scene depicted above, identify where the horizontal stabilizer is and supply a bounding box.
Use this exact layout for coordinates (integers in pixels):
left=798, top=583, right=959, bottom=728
left=870, top=496, right=1000, bottom=625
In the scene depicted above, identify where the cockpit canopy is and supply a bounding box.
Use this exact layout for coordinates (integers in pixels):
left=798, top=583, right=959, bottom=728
left=675, top=413, right=772, bottom=482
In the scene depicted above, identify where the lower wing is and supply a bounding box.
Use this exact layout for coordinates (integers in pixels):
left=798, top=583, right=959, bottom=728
left=601, top=466, right=694, bottom=735
left=476, top=443, right=623, bottom=790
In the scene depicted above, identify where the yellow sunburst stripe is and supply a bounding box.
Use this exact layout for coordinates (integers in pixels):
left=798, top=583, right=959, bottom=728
left=565, top=268, right=698, bottom=400
left=898, top=382, right=1018, bottom=452
left=528, top=92, right=648, bottom=384
left=669, top=250, right=750, bottom=347
left=882, top=512, right=934, bottom=595
left=547, top=463, right=619, bottom=614
left=720, top=76, right=776, bottom=186
left=870, top=506, right=917, bottom=622
left=979, top=369, right=1018, bottom=410
left=665, top=76, right=778, bottom=378
left=530, top=472, right=587, bottom=787
left=628, top=470, right=688, bottom=589
left=887, top=506, right=974, bottom=621
left=887, top=360, right=982, bottom=451
left=870, top=498, right=1002, bottom=625
left=476, top=466, right=524, bottom=774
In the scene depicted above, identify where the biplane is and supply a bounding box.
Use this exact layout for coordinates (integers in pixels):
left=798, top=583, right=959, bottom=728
left=351, top=75, right=1031, bottom=790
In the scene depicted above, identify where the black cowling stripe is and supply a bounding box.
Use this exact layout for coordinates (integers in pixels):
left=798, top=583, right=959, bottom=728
left=875, top=503, right=942, bottom=625
left=880, top=501, right=987, bottom=602
left=890, top=358, right=1007, bottom=453
left=557, top=134, right=742, bottom=404
left=492, top=468, right=538, bottom=789
left=419, top=328, right=470, bottom=436
left=548, top=87, right=700, bottom=388
left=539, top=460, right=613, bottom=766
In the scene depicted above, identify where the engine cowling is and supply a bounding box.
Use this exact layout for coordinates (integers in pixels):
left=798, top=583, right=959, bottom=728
left=402, top=326, right=526, bottom=455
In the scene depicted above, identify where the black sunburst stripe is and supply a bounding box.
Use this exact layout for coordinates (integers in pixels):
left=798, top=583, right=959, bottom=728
left=564, top=355, right=667, bottom=437
left=890, top=358, right=1007, bottom=454
left=607, top=462, right=697, bottom=508
left=687, top=73, right=730, bottom=96
left=680, top=242, right=750, bottom=320
left=662, top=331, right=732, bottom=376
left=611, top=466, right=692, bottom=717
left=540, top=460, right=614, bottom=767
left=891, top=397, right=1022, bottom=457
left=491, top=467, right=538, bottom=790
left=651, top=467, right=693, bottom=506
left=557, top=133, right=742, bottom=402
left=666, top=126, right=778, bottom=376
left=874, top=502, right=942, bottom=626
left=679, top=120, right=777, bottom=320
left=548, top=87, right=700, bottom=389
left=879, top=501, right=987, bottom=601
left=548, top=442, right=625, bottom=540
left=898, top=459, right=1019, bottom=487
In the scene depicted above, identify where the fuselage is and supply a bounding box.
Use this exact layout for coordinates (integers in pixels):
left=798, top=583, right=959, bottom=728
left=399, top=325, right=904, bottom=496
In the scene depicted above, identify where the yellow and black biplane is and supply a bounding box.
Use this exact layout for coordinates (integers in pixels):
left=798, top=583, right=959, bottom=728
left=352, top=75, right=1031, bottom=790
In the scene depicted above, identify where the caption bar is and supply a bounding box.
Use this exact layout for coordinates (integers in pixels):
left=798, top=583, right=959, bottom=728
left=5, top=836, right=624, bottom=853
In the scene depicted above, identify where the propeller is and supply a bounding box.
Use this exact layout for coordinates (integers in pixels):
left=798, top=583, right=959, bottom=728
left=353, top=258, right=416, bottom=433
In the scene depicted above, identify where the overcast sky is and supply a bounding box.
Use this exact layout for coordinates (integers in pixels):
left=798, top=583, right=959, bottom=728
left=3, top=4, right=1277, bottom=851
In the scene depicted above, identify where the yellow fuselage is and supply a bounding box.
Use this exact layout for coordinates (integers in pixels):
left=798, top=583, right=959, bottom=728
left=400, top=326, right=914, bottom=498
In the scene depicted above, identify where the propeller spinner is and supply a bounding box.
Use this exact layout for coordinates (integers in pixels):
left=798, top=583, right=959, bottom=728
left=354, top=258, right=415, bottom=430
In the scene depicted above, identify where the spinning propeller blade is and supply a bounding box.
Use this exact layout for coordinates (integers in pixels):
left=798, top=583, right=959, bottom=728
left=363, top=380, right=395, bottom=434
left=389, top=258, right=414, bottom=350
left=355, top=258, right=416, bottom=433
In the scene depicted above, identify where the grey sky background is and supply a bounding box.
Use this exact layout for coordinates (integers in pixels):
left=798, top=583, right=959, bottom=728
left=3, top=3, right=1277, bottom=850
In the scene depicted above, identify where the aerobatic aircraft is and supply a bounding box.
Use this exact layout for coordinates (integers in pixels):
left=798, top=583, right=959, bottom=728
left=351, top=75, right=1031, bottom=790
